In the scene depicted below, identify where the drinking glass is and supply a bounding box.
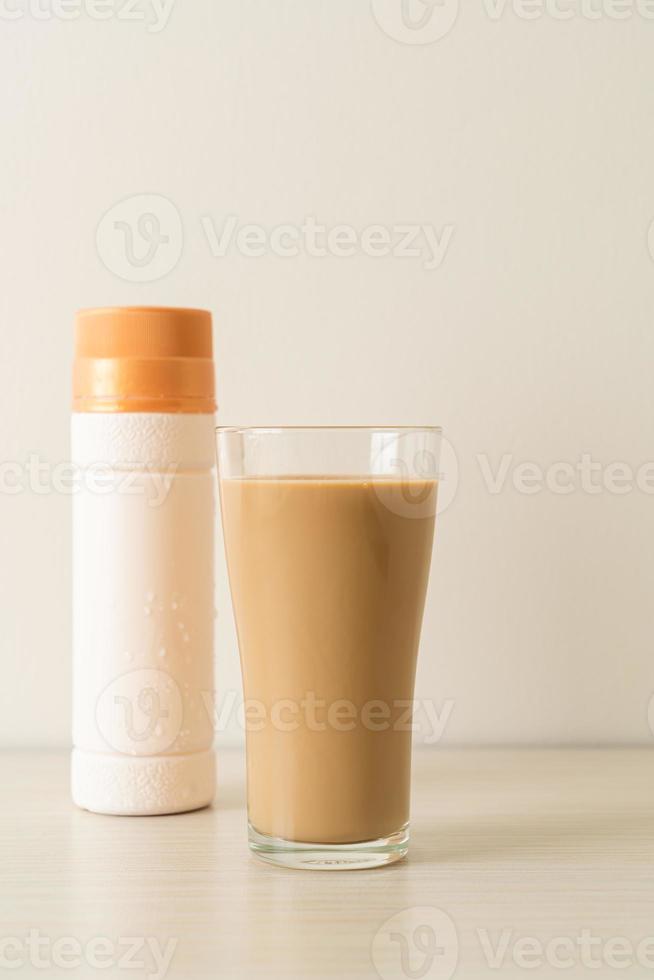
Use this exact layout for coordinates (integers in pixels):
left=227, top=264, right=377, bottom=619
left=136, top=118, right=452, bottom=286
left=217, top=427, right=442, bottom=870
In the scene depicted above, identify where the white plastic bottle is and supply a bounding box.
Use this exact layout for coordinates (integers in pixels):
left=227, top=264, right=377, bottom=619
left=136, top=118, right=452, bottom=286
left=71, top=307, right=216, bottom=815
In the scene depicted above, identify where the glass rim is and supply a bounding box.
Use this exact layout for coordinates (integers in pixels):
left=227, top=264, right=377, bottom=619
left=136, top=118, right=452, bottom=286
left=216, top=425, right=443, bottom=435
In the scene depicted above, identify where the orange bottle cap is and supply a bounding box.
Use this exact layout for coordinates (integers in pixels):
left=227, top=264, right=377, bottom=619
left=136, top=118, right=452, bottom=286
left=73, top=307, right=216, bottom=414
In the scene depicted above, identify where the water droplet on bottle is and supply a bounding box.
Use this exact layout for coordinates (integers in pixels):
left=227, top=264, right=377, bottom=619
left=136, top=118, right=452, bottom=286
left=144, top=606, right=152, bottom=616
left=158, top=648, right=167, bottom=659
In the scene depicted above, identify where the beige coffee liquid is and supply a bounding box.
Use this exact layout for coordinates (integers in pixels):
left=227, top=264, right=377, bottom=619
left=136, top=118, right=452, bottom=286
left=220, top=476, right=437, bottom=845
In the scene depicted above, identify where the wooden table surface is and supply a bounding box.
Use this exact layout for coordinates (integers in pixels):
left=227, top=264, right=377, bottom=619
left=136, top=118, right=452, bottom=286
left=2, top=749, right=653, bottom=979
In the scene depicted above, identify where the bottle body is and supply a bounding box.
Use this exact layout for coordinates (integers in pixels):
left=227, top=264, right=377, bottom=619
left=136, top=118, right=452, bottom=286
left=72, top=412, right=215, bottom=815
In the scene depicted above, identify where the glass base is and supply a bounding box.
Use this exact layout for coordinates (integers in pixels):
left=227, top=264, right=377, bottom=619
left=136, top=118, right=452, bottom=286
left=248, top=823, right=409, bottom=870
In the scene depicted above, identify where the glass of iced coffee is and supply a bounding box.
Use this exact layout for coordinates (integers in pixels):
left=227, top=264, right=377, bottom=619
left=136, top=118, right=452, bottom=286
left=217, top=427, right=441, bottom=870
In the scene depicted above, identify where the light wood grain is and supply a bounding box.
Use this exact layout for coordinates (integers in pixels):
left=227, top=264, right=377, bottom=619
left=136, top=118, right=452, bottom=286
left=1, top=749, right=653, bottom=979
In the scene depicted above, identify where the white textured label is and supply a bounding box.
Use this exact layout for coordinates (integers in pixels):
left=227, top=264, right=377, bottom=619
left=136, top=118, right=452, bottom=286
left=72, top=412, right=216, bottom=470
left=72, top=412, right=216, bottom=813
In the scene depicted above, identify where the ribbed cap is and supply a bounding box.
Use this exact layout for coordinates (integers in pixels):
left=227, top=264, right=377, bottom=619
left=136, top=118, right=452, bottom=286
left=73, top=307, right=216, bottom=414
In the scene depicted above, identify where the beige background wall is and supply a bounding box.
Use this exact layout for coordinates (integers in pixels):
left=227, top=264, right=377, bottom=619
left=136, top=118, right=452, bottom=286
left=1, top=0, right=653, bottom=747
